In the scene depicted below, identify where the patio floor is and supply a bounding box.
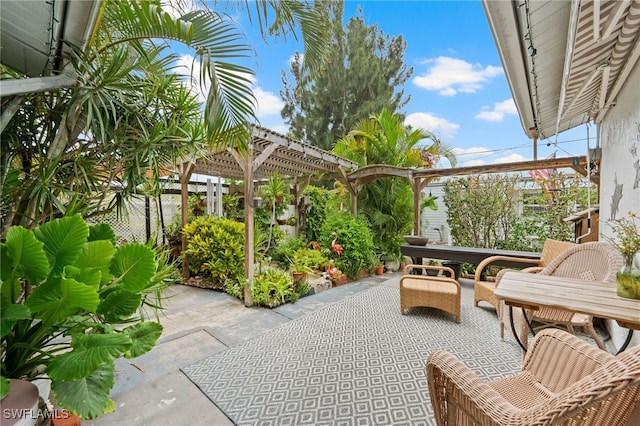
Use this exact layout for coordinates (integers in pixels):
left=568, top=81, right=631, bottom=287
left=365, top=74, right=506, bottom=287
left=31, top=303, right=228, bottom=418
left=84, top=272, right=485, bottom=425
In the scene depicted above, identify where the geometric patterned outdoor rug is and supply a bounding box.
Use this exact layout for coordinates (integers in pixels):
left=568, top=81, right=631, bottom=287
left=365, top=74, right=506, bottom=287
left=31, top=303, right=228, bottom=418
left=181, top=285, right=523, bottom=425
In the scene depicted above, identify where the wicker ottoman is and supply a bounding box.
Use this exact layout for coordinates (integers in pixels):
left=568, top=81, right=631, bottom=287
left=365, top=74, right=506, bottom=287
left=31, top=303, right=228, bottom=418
left=400, top=264, right=461, bottom=323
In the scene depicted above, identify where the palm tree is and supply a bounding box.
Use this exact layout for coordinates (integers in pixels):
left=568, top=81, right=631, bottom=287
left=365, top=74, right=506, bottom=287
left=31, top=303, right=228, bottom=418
left=0, top=0, right=329, bottom=235
left=333, top=108, right=457, bottom=259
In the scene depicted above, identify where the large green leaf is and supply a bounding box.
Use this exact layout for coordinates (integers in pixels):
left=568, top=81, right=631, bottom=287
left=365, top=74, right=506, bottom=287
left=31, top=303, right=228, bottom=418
left=0, top=304, right=31, bottom=339
left=110, top=244, right=155, bottom=292
left=123, top=321, right=163, bottom=358
left=46, top=333, right=132, bottom=381
left=88, top=223, right=116, bottom=245
left=1, top=226, right=49, bottom=285
left=51, top=362, right=115, bottom=420
left=75, top=240, right=115, bottom=285
left=97, top=289, right=141, bottom=322
left=26, top=277, right=100, bottom=324
left=0, top=376, right=10, bottom=400
left=34, top=215, right=89, bottom=276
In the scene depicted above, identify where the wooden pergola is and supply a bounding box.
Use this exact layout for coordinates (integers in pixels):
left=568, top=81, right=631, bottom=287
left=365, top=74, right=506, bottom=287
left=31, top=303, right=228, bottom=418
left=177, top=125, right=358, bottom=305
left=342, top=155, right=596, bottom=237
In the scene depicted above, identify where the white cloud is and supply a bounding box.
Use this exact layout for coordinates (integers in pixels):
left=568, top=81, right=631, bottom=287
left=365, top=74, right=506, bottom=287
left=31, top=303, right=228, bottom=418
left=494, top=153, right=526, bottom=164
left=413, top=56, right=503, bottom=96
left=405, top=112, right=460, bottom=140
left=161, top=0, right=200, bottom=19
left=253, top=87, right=283, bottom=118
left=475, top=98, right=517, bottom=121
left=462, top=159, right=487, bottom=167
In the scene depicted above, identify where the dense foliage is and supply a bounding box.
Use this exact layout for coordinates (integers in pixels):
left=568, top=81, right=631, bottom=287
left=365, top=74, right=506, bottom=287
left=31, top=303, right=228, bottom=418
left=333, top=108, right=457, bottom=260
left=443, top=174, right=522, bottom=249
left=443, top=172, right=596, bottom=250
left=319, top=212, right=376, bottom=278
left=303, top=186, right=333, bottom=242
left=281, top=3, right=412, bottom=150
left=182, top=216, right=245, bottom=285
left=251, top=268, right=310, bottom=308
left=0, top=215, right=175, bottom=418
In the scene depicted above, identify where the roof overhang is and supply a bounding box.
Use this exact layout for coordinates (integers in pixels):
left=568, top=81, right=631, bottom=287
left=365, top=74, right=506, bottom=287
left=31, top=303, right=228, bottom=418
left=0, top=0, right=103, bottom=96
left=482, top=0, right=640, bottom=139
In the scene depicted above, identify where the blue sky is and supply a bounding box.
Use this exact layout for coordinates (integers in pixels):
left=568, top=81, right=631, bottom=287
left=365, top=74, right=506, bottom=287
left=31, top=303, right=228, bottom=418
left=174, top=1, right=592, bottom=167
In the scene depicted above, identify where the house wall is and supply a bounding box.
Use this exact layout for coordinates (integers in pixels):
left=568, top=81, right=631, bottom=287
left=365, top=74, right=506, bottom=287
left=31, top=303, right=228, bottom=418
left=421, top=180, right=452, bottom=245
left=598, top=58, right=640, bottom=349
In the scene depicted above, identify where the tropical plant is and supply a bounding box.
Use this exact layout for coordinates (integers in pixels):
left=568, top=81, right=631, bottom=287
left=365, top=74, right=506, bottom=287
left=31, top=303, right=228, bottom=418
left=251, top=269, right=294, bottom=308
left=261, top=171, right=292, bottom=252
left=289, top=247, right=327, bottom=273
left=303, top=186, right=332, bottom=242
left=319, top=212, right=376, bottom=279
left=182, top=216, right=245, bottom=286
left=281, top=3, right=412, bottom=150
left=333, top=108, right=457, bottom=259
left=1, top=0, right=329, bottom=236
left=0, top=215, right=175, bottom=419
left=271, top=236, right=307, bottom=269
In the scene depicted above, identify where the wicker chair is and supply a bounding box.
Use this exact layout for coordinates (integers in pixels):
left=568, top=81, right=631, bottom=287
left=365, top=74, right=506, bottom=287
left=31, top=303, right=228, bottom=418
left=474, top=239, right=576, bottom=310
left=497, top=241, right=623, bottom=350
left=426, top=328, right=640, bottom=425
left=400, top=264, right=461, bottom=323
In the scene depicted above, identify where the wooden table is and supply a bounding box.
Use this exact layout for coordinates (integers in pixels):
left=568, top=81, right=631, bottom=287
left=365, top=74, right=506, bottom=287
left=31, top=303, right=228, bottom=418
left=494, top=271, right=640, bottom=353
left=400, top=244, right=541, bottom=267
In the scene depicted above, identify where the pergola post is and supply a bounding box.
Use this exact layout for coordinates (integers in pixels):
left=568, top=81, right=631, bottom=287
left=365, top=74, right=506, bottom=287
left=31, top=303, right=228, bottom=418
left=336, top=167, right=358, bottom=214
left=238, top=149, right=255, bottom=307
left=292, top=177, right=311, bottom=236
left=410, top=176, right=435, bottom=236
left=179, top=161, right=195, bottom=280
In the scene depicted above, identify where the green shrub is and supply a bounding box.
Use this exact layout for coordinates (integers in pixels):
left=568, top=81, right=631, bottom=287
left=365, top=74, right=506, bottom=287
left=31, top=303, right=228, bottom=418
left=304, top=186, right=332, bottom=242
left=251, top=268, right=294, bottom=308
left=272, top=236, right=307, bottom=268
left=319, top=212, right=376, bottom=278
left=182, top=216, right=245, bottom=285
left=289, top=247, right=328, bottom=272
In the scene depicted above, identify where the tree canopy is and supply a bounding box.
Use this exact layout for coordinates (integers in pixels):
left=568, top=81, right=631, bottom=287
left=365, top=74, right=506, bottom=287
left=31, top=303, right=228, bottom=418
left=0, top=0, right=330, bottom=235
left=280, top=3, right=413, bottom=150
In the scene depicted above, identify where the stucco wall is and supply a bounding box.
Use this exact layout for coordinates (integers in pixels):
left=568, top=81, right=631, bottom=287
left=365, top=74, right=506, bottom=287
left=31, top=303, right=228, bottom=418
left=598, top=57, right=640, bottom=349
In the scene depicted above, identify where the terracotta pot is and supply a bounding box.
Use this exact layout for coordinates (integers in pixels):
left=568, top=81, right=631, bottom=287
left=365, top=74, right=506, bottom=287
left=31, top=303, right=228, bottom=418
left=292, top=271, right=307, bottom=283
left=332, top=276, right=350, bottom=287
left=358, top=269, right=370, bottom=279
left=375, top=266, right=384, bottom=275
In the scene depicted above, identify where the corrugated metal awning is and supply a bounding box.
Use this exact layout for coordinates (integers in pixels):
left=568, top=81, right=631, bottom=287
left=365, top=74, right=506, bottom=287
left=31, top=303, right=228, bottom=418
left=483, top=0, right=640, bottom=140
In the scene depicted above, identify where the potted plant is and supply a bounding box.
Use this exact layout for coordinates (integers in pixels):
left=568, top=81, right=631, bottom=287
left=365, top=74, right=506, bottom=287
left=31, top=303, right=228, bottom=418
left=426, top=259, right=441, bottom=276
left=375, top=263, right=384, bottom=275
left=289, top=249, right=314, bottom=283
left=605, top=211, right=640, bottom=299
left=0, top=215, right=175, bottom=419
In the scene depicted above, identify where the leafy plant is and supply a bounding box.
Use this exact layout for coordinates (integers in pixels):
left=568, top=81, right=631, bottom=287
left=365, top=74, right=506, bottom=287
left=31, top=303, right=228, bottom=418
left=605, top=211, right=640, bottom=271
left=182, top=216, right=245, bottom=286
left=289, top=248, right=328, bottom=273
left=303, top=186, right=332, bottom=242
left=319, top=212, right=376, bottom=278
left=272, top=236, right=308, bottom=269
left=443, top=174, right=522, bottom=248
left=0, top=215, right=174, bottom=419
left=251, top=269, right=294, bottom=308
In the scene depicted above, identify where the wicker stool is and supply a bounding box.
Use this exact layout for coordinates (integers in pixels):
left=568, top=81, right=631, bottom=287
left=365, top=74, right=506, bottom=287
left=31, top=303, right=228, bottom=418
left=400, top=264, right=461, bottom=323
